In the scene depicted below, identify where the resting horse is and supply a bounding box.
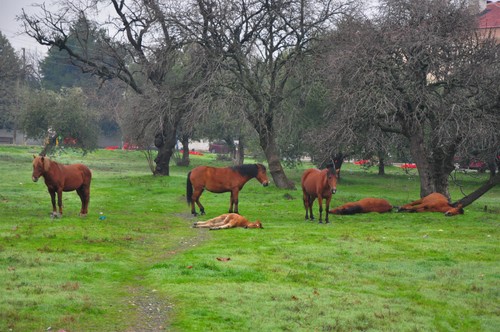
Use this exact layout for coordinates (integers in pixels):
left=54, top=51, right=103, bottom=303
left=329, top=198, right=392, bottom=215
left=32, top=155, right=92, bottom=217
left=192, top=213, right=263, bottom=230
left=397, top=193, right=464, bottom=216
left=301, top=165, right=338, bottom=223
left=186, top=163, right=270, bottom=216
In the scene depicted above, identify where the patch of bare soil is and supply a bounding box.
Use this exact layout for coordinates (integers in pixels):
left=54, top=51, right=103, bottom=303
left=126, top=224, right=209, bottom=331
left=126, top=288, right=174, bottom=332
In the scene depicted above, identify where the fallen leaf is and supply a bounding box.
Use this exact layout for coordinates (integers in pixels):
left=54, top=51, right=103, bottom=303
left=216, top=257, right=231, bottom=262
left=187, top=266, right=193, bottom=269
left=291, top=295, right=299, bottom=301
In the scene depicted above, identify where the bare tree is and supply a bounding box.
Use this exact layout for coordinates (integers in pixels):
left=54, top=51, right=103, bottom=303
left=20, top=0, right=208, bottom=175
left=321, top=0, right=500, bottom=199
left=175, top=0, right=353, bottom=188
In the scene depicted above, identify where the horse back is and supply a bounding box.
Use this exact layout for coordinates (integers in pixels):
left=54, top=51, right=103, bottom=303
left=191, top=166, right=247, bottom=193
left=358, top=198, right=392, bottom=213
left=58, top=163, right=92, bottom=191
left=422, top=193, right=449, bottom=204
left=301, top=169, right=327, bottom=195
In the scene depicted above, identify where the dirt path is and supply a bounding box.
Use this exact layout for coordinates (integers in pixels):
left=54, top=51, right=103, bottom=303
left=126, top=221, right=209, bottom=331
left=126, top=288, right=174, bottom=332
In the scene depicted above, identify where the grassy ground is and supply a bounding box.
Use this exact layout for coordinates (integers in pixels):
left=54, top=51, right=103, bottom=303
left=0, top=146, right=498, bottom=331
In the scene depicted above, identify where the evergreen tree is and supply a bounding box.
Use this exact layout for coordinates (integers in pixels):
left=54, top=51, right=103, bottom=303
left=0, top=31, right=23, bottom=129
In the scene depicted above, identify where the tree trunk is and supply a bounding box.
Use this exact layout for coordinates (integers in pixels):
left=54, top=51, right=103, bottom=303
left=408, top=131, right=451, bottom=198
left=235, top=137, right=244, bottom=165
left=224, top=136, right=236, bottom=161
left=378, top=152, right=385, bottom=176
left=153, top=126, right=177, bottom=175
left=259, top=129, right=295, bottom=189
left=455, top=172, right=500, bottom=208
left=178, top=134, right=190, bottom=166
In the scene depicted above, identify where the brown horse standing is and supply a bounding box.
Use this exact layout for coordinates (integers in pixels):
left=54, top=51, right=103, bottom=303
left=329, top=198, right=392, bottom=215
left=186, top=164, right=270, bottom=216
left=398, top=193, right=464, bottom=216
left=301, top=165, right=338, bottom=223
left=32, top=155, right=92, bottom=217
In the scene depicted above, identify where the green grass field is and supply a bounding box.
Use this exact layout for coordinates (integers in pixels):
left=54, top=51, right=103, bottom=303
left=0, top=146, right=498, bottom=331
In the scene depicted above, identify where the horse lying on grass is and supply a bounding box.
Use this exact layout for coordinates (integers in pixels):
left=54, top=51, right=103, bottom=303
left=329, top=198, right=393, bottom=215
left=32, top=155, right=92, bottom=217
left=192, top=213, right=263, bottom=230
left=397, top=193, right=464, bottom=216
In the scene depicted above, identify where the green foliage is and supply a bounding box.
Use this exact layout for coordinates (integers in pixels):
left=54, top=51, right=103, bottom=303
left=0, top=31, right=23, bottom=129
left=0, top=146, right=498, bottom=331
left=20, top=88, right=99, bottom=153
left=39, top=15, right=101, bottom=91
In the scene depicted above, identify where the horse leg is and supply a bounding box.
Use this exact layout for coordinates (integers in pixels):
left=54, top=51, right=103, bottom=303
left=324, top=195, right=332, bottom=223
left=209, top=216, right=233, bottom=230
left=302, top=191, right=310, bottom=220
left=317, top=196, right=324, bottom=223
left=76, top=186, right=89, bottom=216
left=232, top=190, right=239, bottom=214
left=83, top=185, right=90, bottom=215
left=194, top=215, right=226, bottom=228
left=229, top=191, right=234, bottom=213
left=57, top=189, right=63, bottom=217
left=191, top=188, right=205, bottom=216
left=308, top=196, right=315, bottom=221
left=49, top=190, right=57, bottom=217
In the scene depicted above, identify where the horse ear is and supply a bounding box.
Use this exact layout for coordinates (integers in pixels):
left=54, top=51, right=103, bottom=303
left=33, top=155, right=36, bottom=159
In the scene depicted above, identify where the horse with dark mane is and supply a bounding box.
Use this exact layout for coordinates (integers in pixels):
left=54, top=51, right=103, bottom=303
left=32, top=155, right=92, bottom=217
left=301, top=164, right=338, bottom=223
left=397, top=193, right=464, bottom=216
left=329, top=198, right=392, bottom=215
left=186, top=163, right=270, bottom=216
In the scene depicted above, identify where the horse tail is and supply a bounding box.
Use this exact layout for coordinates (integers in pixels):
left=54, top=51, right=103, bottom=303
left=186, top=171, right=193, bottom=205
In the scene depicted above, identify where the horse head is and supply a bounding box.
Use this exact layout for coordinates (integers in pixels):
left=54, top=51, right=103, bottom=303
left=32, top=155, right=47, bottom=182
left=326, top=164, right=338, bottom=194
left=256, top=164, right=270, bottom=187
left=444, top=204, right=464, bottom=216
left=245, top=221, right=263, bottom=229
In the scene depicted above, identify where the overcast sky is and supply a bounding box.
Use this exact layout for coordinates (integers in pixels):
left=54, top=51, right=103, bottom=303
left=0, top=0, right=52, bottom=56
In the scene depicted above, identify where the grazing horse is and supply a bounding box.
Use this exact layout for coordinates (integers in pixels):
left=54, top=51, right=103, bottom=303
left=186, top=163, right=270, bottom=216
left=32, top=155, right=92, bottom=217
left=192, top=213, right=263, bottom=230
left=301, top=165, right=338, bottom=223
left=398, top=193, right=464, bottom=216
left=329, top=198, right=393, bottom=215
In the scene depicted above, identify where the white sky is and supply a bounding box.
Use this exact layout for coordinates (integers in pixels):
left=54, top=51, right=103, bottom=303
left=0, top=0, right=53, bottom=56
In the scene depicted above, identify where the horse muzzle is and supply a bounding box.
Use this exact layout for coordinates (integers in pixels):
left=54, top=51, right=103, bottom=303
left=263, top=181, right=269, bottom=187
left=331, top=188, right=337, bottom=194
left=32, top=176, right=39, bottom=182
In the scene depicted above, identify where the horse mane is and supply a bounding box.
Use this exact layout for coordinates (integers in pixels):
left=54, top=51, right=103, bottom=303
left=231, top=164, right=261, bottom=178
